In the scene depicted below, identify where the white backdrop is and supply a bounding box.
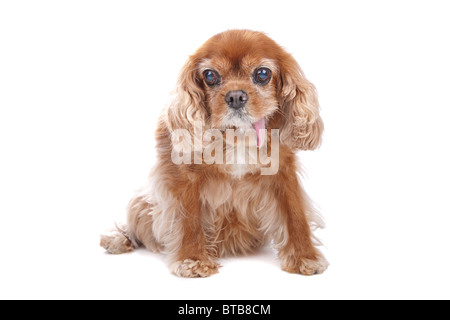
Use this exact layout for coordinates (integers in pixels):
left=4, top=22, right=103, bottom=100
left=1, top=0, right=450, bottom=300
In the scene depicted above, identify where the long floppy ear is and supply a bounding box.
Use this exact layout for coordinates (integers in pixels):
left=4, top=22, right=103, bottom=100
left=166, top=57, right=207, bottom=136
left=278, top=56, right=323, bottom=150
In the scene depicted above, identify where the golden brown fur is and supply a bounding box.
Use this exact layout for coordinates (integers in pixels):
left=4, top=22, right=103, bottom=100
left=100, top=30, right=328, bottom=277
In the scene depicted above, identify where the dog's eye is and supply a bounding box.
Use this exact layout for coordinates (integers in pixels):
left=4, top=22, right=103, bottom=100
left=254, top=67, right=272, bottom=85
left=203, top=70, right=221, bottom=87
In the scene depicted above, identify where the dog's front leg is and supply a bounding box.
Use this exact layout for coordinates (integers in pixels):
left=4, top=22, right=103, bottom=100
left=170, top=181, right=219, bottom=278
left=276, top=171, right=329, bottom=275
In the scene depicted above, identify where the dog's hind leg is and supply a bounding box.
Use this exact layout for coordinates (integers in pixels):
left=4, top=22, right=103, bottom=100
left=100, top=222, right=136, bottom=254
left=100, top=192, right=161, bottom=254
left=125, top=193, right=162, bottom=253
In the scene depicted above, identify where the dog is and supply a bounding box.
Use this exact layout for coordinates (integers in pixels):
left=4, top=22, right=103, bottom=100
left=100, top=30, right=328, bottom=277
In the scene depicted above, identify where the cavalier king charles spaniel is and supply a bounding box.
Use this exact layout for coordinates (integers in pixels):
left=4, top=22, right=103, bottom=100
left=100, top=30, right=328, bottom=277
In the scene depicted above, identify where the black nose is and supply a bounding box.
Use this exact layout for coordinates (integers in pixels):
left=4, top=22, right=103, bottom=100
left=225, top=90, right=248, bottom=109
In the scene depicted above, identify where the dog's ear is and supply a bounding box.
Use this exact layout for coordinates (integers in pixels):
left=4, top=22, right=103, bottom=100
left=277, top=55, right=323, bottom=150
left=166, top=57, right=207, bottom=136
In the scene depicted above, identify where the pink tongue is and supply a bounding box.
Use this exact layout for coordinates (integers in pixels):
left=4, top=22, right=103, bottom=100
left=253, top=118, right=266, bottom=147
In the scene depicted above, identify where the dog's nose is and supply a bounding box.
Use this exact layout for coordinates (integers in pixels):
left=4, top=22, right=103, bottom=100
left=225, top=90, right=248, bottom=109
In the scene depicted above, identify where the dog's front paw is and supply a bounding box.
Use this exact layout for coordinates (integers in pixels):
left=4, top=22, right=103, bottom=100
left=171, top=258, right=220, bottom=278
left=281, top=252, right=329, bottom=276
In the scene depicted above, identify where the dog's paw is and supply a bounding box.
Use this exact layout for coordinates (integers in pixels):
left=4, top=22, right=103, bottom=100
left=171, top=258, right=220, bottom=278
left=100, top=230, right=134, bottom=254
left=281, top=253, right=329, bottom=276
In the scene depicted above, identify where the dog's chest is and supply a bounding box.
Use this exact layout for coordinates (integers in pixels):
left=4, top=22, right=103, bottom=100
left=199, top=177, right=276, bottom=256
left=222, top=143, right=261, bottom=179
left=199, top=176, right=270, bottom=216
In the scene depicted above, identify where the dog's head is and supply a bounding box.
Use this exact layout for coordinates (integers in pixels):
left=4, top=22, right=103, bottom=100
left=167, top=30, right=323, bottom=150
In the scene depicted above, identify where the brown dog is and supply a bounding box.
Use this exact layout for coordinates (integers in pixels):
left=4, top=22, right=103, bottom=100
left=101, top=30, right=328, bottom=277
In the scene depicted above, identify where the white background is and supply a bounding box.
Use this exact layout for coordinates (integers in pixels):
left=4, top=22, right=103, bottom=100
left=1, top=0, right=450, bottom=300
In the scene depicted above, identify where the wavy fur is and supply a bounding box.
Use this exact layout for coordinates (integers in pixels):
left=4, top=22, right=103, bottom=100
left=101, top=30, right=328, bottom=277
